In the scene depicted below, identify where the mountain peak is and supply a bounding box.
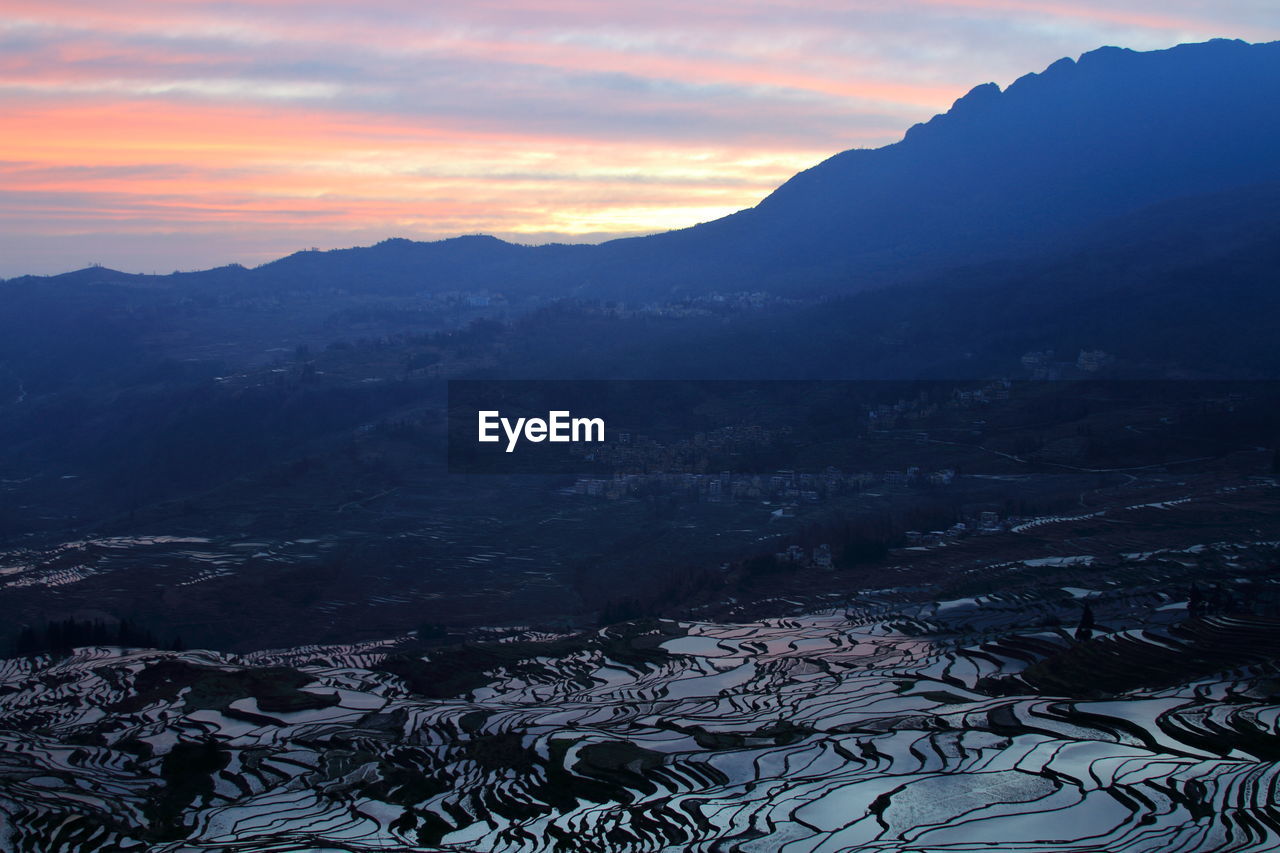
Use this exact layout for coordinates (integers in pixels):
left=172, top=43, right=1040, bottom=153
left=952, top=80, right=1002, bottom=112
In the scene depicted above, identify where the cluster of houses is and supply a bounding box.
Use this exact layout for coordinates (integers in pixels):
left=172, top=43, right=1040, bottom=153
left=883, top=467, right=956, bottom=487
left=864, top=380, right=1012, bottom=430
left=765, top=509, right=1013, bottom=572
left=565, top=464, right=959, bottom=504
left=774, top=543, right=835, bottom=569
left=561, top=291, right=799, bottom=320
left=904, top=511, right=1006, bottom=547
left=572, top=423, right=786, bottom=473
left=1021, top=349, right=1116, bottom=378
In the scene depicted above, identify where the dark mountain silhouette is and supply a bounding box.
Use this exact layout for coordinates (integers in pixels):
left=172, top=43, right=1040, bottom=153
left=8, top=38, right=1278, bottom=300
left=737, top=39, right=1280, bottom=276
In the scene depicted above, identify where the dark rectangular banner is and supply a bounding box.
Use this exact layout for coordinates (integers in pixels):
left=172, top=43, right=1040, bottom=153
left=447, top=379, right=1280, bottom=476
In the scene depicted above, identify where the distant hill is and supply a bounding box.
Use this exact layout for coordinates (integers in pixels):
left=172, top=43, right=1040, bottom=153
left=8, top=38, right=1279, bottom=301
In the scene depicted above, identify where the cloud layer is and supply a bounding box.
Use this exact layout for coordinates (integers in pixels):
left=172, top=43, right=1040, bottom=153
left=1, top=0, right=1275, bottom=275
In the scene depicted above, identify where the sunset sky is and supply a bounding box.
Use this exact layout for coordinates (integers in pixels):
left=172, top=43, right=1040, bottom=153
left=2, top=1, right=1276, bottom=277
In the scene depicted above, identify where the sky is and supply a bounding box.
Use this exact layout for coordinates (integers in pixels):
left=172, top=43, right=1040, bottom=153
left=1, top=1, right=1277, bottom=277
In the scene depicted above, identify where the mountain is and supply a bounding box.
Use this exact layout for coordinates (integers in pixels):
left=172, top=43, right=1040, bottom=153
left=2, top=38, right=1279, bottom=553
left=9, top=38, right=1279, bottom=301
left=432, top=179, right=1280, bottom=380
left=720, top=179, right=1280, bottom=378
left=730, top=38, right=1280, bottom=280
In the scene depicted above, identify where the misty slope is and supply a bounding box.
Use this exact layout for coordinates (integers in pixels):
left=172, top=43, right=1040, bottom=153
left=481, top=180, right=1280, bottom=379
left=752, top=179, right=1280, bottom=377
left=9, top=38, right=1278, bottom=301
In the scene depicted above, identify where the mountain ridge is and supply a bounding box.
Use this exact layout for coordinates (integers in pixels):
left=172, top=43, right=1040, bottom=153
left=6, top=38, right=1279, bottom=302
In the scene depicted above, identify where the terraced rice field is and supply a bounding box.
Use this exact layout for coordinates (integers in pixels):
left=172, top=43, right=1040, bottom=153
left=2, top=546, right=1279, bottom=852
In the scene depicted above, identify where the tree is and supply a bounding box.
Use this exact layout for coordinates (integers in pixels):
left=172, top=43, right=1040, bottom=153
left=1189, top=583, right=1204, bottom=619
left=1074, top=602, right=1095, bottom=642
